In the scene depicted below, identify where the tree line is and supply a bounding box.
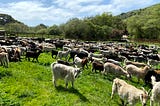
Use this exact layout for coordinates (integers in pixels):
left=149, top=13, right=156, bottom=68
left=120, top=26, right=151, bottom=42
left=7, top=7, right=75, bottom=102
left=1, top=13, right=127, bottom=41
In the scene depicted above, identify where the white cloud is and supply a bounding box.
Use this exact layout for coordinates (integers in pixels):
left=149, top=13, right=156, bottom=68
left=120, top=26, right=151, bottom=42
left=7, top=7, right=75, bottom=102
left=0, top=0, right=159, bottom=26
left=0, top=1, right=74, bottom=26
left=109, top=0, right=156, bottom=13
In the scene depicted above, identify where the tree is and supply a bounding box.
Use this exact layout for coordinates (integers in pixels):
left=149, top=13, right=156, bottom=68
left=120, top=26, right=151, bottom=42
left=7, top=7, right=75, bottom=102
left=4, top=22, right=29, bottom=34
left=64, top=18, right=87, bottom=40
left=47, top=25, right=62, bottom=35
left=125, top=4, right=160, bottom=39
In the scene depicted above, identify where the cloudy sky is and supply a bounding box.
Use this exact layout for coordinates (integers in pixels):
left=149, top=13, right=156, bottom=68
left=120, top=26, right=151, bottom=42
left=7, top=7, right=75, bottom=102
left=0, top=0, right=159, bottom=26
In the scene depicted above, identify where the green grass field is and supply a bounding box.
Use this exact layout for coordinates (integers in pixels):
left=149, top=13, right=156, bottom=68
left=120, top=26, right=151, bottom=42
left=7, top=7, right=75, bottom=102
left=0, top=52, right=157, bottom=106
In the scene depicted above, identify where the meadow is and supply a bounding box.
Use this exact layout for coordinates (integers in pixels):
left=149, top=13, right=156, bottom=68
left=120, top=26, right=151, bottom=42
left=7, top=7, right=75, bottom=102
left=0, top=51, right=158, bottom=106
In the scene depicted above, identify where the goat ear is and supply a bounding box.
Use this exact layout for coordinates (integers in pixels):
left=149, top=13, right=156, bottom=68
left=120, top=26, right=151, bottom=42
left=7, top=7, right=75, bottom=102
left=147, top=89, right=152, bottom=96
left=141, top=87, right=145, bottom=91
left=139, top=94, right=143, bottom=101
left=74, top=65, right=77, bottom=68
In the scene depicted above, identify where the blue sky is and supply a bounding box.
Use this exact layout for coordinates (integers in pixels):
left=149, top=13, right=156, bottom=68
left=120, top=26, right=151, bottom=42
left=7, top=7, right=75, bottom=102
left=0, top=0, right=159, bottom=26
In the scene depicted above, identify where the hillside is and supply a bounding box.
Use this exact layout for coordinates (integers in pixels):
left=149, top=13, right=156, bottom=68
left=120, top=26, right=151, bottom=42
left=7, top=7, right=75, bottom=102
left=118, top=3, right=160, bottom=39
left=0, top=14, right=22, bottom=25
left=117, top=3, right=160, bottom=20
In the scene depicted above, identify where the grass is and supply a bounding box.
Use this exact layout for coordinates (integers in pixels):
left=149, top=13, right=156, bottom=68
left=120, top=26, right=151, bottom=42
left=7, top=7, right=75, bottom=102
left=0, top=52, right=158, bottom=106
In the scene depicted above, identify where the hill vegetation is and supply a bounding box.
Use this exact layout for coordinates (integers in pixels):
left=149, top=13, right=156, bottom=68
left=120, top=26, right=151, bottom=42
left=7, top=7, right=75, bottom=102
left=120, top=3, right=160, bottom=39
left=0, top=3, right=160, bottom=40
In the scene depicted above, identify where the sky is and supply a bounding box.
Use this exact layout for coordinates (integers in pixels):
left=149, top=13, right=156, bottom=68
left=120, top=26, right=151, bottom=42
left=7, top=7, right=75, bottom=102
left=0, top=0, right=159, bottom=26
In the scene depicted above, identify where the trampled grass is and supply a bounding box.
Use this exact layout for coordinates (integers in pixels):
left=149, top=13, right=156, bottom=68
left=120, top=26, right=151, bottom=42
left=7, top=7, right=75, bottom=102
left=0, top=52, right=155, bottom=106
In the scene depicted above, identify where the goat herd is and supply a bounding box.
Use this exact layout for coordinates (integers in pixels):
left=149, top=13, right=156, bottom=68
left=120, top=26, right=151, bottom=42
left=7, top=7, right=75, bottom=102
left=0, top=37, right=160, bottom=106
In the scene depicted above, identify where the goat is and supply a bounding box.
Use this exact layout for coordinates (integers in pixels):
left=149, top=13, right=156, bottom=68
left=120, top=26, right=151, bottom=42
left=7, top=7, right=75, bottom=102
left=43, top=46, right=55, bottom=52
left=88, top=52, right=103, bottom=58
left=89, top=56, right=107, bottom=63
left=150, top=76, right=160, bottom=106
left=144, top=70, right=160, bottom=88
left=57, top=50, right=70, bottom=61
left=107, top=59, right=121, bottom=66
left=68, top=50, right=79, bottom=61
left=25, top=49, right=42, bottom=62
left=51, top=49, right=58, bottom=58
left=111, top=78, right=149, bottom=106
left=126, top=64, right=151, bottom=82
left=54, top=42, right=65, bottom=49
left=147, top=59, right=160, bottom=67
left=74, top=56, right=88, bottom=69
left=51, top=62, right=81, bottom=88
left=57, top=59, right=74, bottom=66
left=8, top=47, right=21, bottom=62
left=124, top=59, right=147, bottom=68
left=0, top=52, right=9, bottom=67
left=76, top=51, right=88, bottom=59
left=103, top=62, right=130, bottom=78
left=91, top=60, right=104, bottom=72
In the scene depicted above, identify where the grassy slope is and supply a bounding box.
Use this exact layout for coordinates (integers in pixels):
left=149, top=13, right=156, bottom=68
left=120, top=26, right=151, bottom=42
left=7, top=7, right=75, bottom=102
left=0, top=52, right=154, bottom=106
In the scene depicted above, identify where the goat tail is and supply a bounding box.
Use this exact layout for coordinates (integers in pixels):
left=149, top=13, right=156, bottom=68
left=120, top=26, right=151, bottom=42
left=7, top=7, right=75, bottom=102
left=111, top=78, right=118, bottom=99
left=5, top=53, right=9, bottom=68
left=151, top=75, right=156, bottom=86
left=51, top=62, right=57, bottom=70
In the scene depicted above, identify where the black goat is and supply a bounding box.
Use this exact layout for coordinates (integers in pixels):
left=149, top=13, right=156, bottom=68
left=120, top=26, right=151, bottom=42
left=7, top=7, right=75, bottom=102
left=54, top=42, right=65, bottom=49
left=144, top=70, right=160, bottom=88
left=25, top=50, right=42, bottom=62
left=68, top=50, right=79, bottom=61
left=51, top=49, right=58, bottom=58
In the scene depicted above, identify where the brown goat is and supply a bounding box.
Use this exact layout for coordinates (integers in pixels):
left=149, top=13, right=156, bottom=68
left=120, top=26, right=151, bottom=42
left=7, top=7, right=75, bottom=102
left=92, top=60, right=104, bottom=72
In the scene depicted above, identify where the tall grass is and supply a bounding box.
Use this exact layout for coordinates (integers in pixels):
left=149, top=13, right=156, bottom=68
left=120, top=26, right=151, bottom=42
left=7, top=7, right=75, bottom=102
left=0, top=52, right=156, bottom=106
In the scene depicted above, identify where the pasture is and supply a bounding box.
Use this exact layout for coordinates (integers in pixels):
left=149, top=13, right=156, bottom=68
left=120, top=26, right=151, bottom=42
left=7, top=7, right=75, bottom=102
left=0, top=51, right=157, bottom=106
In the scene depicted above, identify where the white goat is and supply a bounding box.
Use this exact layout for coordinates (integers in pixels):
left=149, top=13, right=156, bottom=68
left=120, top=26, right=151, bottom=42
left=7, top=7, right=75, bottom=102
left=63, top=46, right=72, bottom=51
left=90, top=56, right=107, bottom=63
left=0, top=52, right=9, bottom=67
left=74, top=56, right=83, bottom=68
left=124, top=59, right=147, bottom=68
left=126, top=64, right=151, bottom=82
left=107, top=59, right=121, bottom=66
left=57, top=50, right=70, bottom=61
left=103, top=62, right=130, bottom=78
left=51, top=62, right=81, bottom=88
left=88, top=52, right=103, bottom=58
left=150, top=76, right=160, bottom=106
left=43, top=46, right=55, bottom=52
left=74, top=55, right=88, bottom=69
left=111, top=78, right=149, bottom=106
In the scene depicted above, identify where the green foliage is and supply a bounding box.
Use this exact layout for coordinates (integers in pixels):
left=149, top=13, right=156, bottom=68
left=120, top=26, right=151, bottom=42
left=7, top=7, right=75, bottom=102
left=125, top=3, right=160, bottom=39
left=62, top=13, right=126, bottom=41
left=64, top=18, right=88, bottom=40
left=47, top=25, right=62, bottom=35
left=4, top=22, right=29, bottom=34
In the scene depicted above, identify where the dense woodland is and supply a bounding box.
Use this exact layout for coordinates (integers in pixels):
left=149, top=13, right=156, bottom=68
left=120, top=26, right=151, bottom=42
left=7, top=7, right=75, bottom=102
left=0, top=3, right=160, bottom=40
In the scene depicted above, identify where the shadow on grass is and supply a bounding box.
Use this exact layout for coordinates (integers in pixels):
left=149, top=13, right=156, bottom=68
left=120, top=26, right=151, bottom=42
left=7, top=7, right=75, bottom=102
left=0, top=70, right=12, bottom=79
left=102, top=74, right=116, bottom=81
left=55, top=85, right=89, bottom=102
left=38, top=62, right=51, bottom=66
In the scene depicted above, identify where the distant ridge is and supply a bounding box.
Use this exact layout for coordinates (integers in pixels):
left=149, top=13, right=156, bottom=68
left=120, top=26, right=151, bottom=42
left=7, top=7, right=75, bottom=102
left=0, top=14, right=22, bottom=26
left=117, top=3, right=160, bottom=19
